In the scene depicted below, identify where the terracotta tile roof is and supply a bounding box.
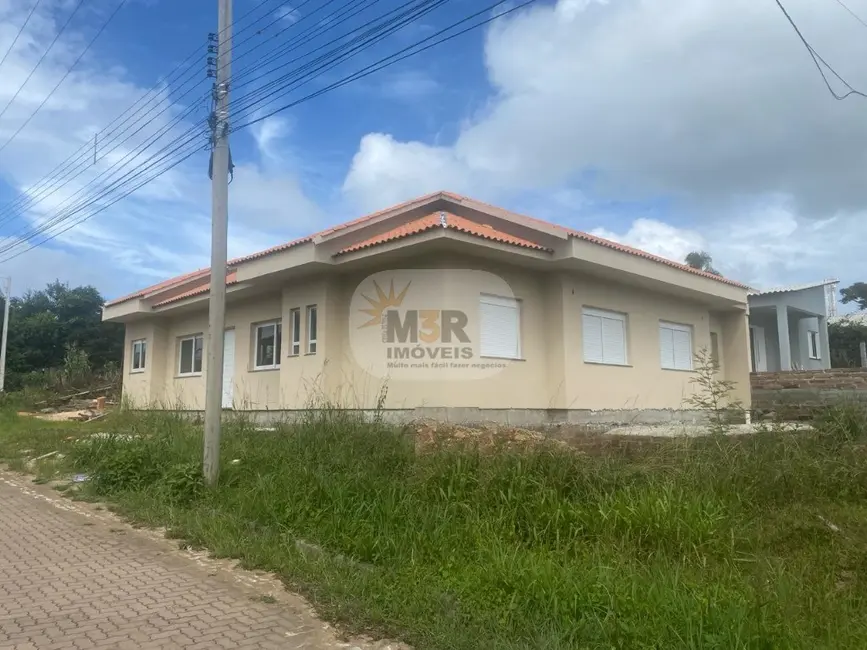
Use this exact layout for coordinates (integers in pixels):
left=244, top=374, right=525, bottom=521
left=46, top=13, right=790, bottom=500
left=107, top=190, right=748, bottom=308
left=567, top=230, right=750, bottom=289
left=152, top=271, right=238, bottom=308
left=336, top=212, right=550, bottom=255
left=445, top=191, right=750, bottom=289
left=105, top=268, right=210, bottom=306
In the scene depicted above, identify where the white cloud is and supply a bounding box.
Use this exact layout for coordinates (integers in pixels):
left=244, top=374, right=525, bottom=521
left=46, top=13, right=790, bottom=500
left=342, top=0, right=867, bottom=285
left=0, top=0, right=322, bottom=298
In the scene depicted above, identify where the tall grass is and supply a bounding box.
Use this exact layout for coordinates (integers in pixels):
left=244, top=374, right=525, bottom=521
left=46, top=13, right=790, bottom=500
left=2, top=406, right=867, bottom=648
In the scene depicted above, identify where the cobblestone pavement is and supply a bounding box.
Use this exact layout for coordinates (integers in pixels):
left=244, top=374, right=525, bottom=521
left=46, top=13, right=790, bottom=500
left=0, top=474, right=400, bottom=650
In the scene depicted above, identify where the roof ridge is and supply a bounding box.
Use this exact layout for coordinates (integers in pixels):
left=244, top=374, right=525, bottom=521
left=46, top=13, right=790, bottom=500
left=107, top=191, right=749, bottom=306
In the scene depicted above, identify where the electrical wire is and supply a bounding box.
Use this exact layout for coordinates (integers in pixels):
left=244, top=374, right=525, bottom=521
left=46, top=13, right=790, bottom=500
left=0, top=0, right=128, bottom=156
left=0, top=0, right=88, bottom=123
left=233, top=0, right=533, bottom=130
left=0, top=0, right=288, bottom=229
left=0, top=0, right=536, bottom=262
left=0, top=0, right=44, bottom=71
left=230, top=0, right=451, bottom=120
left=774, top=0, right=867, bottom=100
left=831, top=0, right=867, bottom=30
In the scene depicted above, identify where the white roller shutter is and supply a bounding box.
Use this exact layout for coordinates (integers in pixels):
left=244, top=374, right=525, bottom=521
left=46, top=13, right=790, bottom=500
left=583, top=308, right=627, bottom=365
left=660, top=322, right=693, bottom=370
left=479, top=295, right=520, bottom=359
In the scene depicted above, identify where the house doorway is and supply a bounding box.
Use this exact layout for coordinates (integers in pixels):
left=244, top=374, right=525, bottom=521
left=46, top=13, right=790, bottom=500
left=749, top=325, right=767, bottom=372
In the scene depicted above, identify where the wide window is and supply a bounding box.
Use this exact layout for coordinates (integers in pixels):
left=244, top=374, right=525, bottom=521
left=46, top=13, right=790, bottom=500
left=289, top=308, right=301, bottom=356
left=307, top=305, right=318, bottom=354
left=254, top=321, right=282, bottom=369
left=582, top=308, right=627, bottom=365
left=660, top=322, right=693, bottom=371
left=479, top=294, right=521, bottom=359
left=178, top=334, right=204, bottom=375
left=131, top=339, right=147, bottom=372
left=808, top=330, right=820, bottom=359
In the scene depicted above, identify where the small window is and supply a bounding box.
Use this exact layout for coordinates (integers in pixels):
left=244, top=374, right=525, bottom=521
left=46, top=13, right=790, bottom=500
left=479, top=294, right=521, bottom=359
left=289, top=308, right=301, bottom=356
left=306, top=305, right=318, bottom=354
left=582, top=308, right=627, bottom=365
left=178, top=334, right=204, bottom=375
left=254, top=321, right=282, bottom=369
left=660, top=321, right=693, bottom=371
left=808, top=330, right=820, bottom=359
left=131, top=339, right=147, bottom=372
left=710, top=332, right=720, bottom=368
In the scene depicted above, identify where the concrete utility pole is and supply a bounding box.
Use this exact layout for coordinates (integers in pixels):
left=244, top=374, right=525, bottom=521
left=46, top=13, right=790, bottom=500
left=203, top=0, right=232, bottom=487
left=860, top=341, right=866, bottom=369
left=0, top=277, right=10, bottom=393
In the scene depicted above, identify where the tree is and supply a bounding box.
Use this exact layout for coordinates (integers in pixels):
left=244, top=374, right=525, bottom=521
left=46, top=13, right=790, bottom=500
left=829, top=319, right=867, bottom=368
left=0, top=281, right=123, bottom=389
left=840, top=282, right=867, bottom=311
left=684, top=250, right=721, bottom=276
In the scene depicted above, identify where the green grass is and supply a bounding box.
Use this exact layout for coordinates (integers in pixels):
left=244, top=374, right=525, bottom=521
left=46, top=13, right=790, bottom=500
left=2, top=405, right=867, bottom=649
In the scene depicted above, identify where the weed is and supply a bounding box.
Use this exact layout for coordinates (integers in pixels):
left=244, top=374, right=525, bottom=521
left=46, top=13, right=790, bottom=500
left=684, top=347, right=744, bottom=434
left=2, top=406, right=867, bottom=648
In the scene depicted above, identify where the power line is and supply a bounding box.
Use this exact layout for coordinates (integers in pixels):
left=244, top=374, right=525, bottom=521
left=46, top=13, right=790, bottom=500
left=0, top=0, right=537, bottom=263
left=234, top=0, right=534, bottom=130
left=0, top=0, right=88, bottom=123
left=0, top=0, right=128, bottom=155
left=0, top=0, right=44, bottom=71
left=0, top=0, right=287, bottom=231
left=832, top=0, right=867, bottom=30
left=774, top=0, right=867, bottom=100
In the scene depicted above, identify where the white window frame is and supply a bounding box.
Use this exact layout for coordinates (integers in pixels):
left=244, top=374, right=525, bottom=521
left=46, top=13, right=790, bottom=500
left=306, top=305, right=318, bottom=355
left=178, top=334, right=204, bottom=376
left=807, top=330, right=820, bottom=360
left=479, top=294, right=522, bottom=360
left=131, top=339, right=147, bottom=373
left=659, top=321, right=693, bottom=371
left=581, top=307, right=628, bottom=366
left=289, top=308, right=301, bottom=357
left=253, top=320, right=282, bottom=370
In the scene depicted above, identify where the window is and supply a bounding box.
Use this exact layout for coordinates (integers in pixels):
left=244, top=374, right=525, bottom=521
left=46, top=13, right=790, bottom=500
left=808, top=330, right=820, bottom=359
left=131, top=339, right=147, bottom=372
left=660, top=322, right=693, bottom=371
left=479, top=294, right=521, bottom=359
left=178, top=334, right=204, bottom=375
left=582, top=308, right=627, bottom=365
left=289, top=308, right=301, bottom=356
left=254, top=321, right=282, bottom=369
left=306, top=305, right=318, bottom=354
left=710, top=332, right=720, bottom=368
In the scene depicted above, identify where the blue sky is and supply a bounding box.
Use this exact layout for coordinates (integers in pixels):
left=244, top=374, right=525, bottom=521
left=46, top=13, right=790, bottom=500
left=1, top=0, right=866, bottom=303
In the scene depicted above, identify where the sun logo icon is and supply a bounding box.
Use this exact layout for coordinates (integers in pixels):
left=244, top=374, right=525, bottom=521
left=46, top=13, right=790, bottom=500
left=358, top=279, right=411, bottom=328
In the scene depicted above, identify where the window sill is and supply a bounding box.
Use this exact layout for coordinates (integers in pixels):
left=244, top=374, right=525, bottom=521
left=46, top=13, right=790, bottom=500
left=809, top=356, right=821, bottom=361
left=251, top=366, right=280, bottom=372
left=304, top=352, right=318, bottom=357
left=479, top=355, right=524, bottom=361
left=176, top=372, right=202, bottom=378
left=661, top=367, right=695, bottom=373
left=130, top=369, right=146, bottom=374
left=584, top=361, right=631, bottom=368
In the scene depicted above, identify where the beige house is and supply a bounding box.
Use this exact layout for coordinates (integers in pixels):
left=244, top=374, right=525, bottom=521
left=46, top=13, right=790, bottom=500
left=103, top=191, right=752, bottom=424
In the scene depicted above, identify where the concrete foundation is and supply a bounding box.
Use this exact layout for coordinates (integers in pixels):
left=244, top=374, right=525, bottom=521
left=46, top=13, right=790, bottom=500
left=178, top=407, right=712, bottom=427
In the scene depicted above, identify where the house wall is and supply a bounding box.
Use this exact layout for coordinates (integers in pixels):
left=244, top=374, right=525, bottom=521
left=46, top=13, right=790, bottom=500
left=748, top=287, right=831, bottom=372
left=120, top=255, right=752, bottom=417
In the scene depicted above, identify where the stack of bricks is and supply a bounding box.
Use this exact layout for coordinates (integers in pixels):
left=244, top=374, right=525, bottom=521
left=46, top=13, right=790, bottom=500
left=750, top=368, right=867, bottom=419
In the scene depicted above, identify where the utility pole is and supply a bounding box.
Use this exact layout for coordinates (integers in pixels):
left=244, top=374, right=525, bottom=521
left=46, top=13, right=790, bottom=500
left=203, top=0, right=232, bottom=487
left=0, top=277, right=9, bottom=393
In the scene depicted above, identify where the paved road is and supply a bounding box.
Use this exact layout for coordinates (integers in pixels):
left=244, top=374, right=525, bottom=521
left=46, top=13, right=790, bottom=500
left=0, top=474, right=397, bottom=650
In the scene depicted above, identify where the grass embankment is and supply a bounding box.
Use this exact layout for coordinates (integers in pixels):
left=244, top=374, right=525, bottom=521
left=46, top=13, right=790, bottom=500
left=1, top=407, right=867, bottom=649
